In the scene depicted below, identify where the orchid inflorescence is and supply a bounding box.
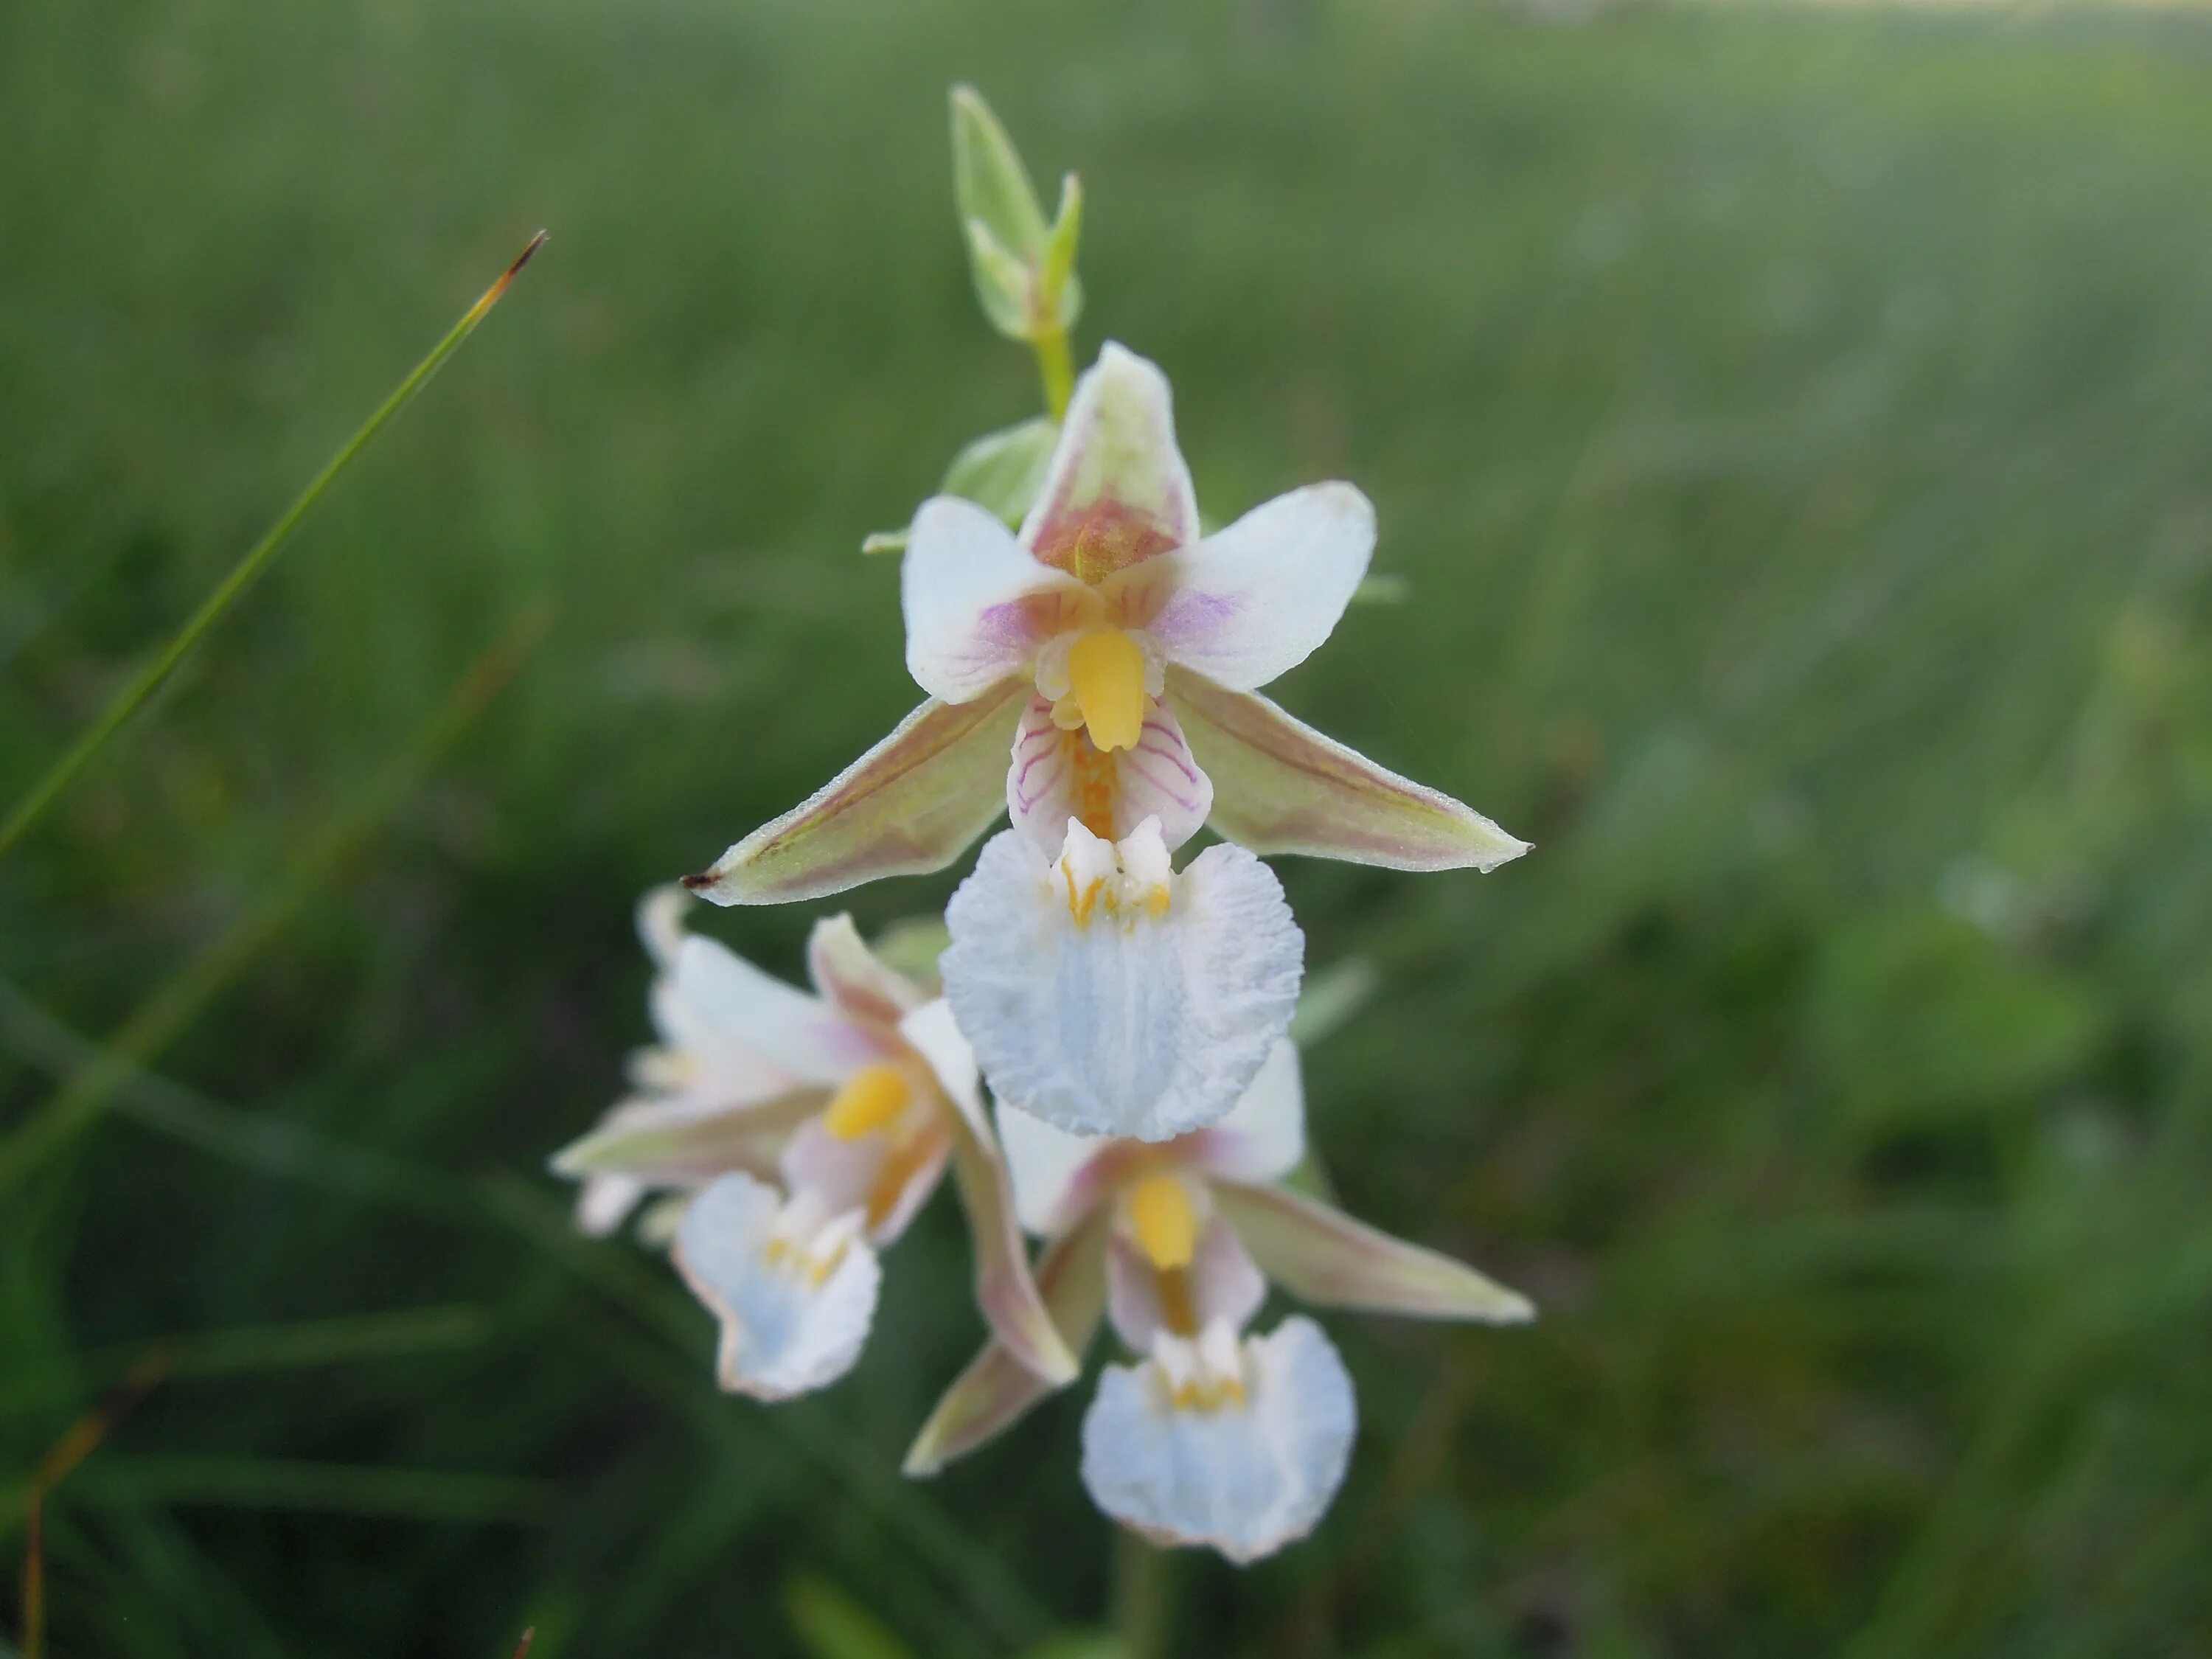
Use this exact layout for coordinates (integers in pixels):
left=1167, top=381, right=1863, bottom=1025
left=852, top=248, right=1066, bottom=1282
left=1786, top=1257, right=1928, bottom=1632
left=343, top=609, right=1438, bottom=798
left=554, top=87, right=1534, bottom=1565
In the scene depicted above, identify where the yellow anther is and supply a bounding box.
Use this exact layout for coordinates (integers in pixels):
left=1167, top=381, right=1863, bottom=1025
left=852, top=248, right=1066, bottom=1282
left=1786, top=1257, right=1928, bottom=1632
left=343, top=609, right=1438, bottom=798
left=1060, top=857, right=1105, bottom=929
left=1127, top=1174, right=1198, bottom=1270
left=1169, top=1374, right=1248, bottom=1413
left=806, top=1241, right=849, bottom=1287
left=1066, top=629, right=1147, bottom=753
left=821, top=1063, right=911, bottom=1141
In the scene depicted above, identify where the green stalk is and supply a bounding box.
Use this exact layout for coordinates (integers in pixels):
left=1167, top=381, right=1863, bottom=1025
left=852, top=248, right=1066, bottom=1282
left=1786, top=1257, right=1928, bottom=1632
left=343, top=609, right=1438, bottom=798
left=0, top=232, right=547, bottom=864
left=1034, top=322, right=1075, bottom=422
left=1111, top=1530, right=1172, bottom=1659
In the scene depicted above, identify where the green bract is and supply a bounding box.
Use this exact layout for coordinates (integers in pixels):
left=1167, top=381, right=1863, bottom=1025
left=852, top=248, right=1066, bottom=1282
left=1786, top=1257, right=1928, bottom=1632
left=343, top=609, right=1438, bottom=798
left=941, top=415, right=1059, bottom=525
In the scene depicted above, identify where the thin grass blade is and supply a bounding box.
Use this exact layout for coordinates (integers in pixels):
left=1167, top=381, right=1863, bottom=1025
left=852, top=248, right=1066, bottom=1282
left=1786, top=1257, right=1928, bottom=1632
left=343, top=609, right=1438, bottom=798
left=0, top=232, right=546, bottom=863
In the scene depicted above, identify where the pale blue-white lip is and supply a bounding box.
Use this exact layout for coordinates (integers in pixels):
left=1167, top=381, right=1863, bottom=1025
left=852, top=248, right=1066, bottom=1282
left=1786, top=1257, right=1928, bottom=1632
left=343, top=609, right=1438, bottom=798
left=672, top=1172, right=881, bottom=1403
left=942, top=827, right=1303, bottom=1145
left=1079, top=1315, right=1357, bottom=1565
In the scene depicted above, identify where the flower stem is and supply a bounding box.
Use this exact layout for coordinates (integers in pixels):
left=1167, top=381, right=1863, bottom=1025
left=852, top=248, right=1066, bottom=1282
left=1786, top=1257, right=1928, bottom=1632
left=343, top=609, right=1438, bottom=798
left=1034, top=321, right=1074, bottom=422
left=1111, top=1529, right=1172, bottom=1659
left=0, top=231, right=546, bottom=866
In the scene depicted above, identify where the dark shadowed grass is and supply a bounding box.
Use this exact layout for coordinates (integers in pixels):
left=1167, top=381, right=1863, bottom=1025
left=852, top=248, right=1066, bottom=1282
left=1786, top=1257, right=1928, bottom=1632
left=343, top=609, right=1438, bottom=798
left=5, top=0, right=2212, bottom=1654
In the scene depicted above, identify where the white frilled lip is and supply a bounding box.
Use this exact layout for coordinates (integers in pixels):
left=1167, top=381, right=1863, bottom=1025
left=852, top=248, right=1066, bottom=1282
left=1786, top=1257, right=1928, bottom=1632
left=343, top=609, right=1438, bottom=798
left=995, top=1035, right=1308, bottom=1239
left=901, top=344, right=1378, bottom=707
left=671, top=1172, right=883, bottom=1402
left=941, top=824, right=1304, bottom=1144
left=1079, top=1314, right=1357, bottom=1565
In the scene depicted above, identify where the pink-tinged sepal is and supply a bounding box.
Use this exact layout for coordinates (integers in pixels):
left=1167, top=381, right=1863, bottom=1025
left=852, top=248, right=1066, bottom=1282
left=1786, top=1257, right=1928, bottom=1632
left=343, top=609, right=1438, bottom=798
left=688, top=684, right=1027, bottom=906
left=1209, top=1181, right=1534, bottom=1324
left=806, top=914, right=928, bottom=1030
left=1166, top=668, right=1529, bottom=873
left=902, top=1001, right=1079, bottom=1383
left=902, top=1213, right=1110, bottom=1476
left=549, top=1089, right=821, bottom=1192
left=1020, top=343, right=1200, bottom=580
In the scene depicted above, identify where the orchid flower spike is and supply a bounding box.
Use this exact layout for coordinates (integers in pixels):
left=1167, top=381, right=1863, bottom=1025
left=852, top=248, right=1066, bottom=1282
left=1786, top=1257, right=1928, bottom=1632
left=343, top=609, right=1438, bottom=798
left=552, top=888, right=1074, bottom=1399
left=903, top=1037, right=1533, bottom=1564
left=686, top=342, right=1528, bottom=907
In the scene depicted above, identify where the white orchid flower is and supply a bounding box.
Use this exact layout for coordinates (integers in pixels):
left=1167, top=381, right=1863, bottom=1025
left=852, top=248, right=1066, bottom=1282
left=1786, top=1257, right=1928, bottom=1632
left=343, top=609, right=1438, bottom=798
left=938, top=815, right=1301, bottom=1142
left=686, top=342, right=1528, bottom=906
left=902, top=1039, right=1532, bottom=1564
left=552, top=888, right=1074, bottom=1400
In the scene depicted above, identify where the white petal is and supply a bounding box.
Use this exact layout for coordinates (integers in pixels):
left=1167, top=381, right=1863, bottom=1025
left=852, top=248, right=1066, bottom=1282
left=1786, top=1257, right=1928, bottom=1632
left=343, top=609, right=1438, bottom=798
left=894, top=999, right=982, bottom=1130
left=671, top=1173, right=882, bottom=1402
left=941, top=830, right=1304, bottom=1141
left=1188, top=1038, right=1306, bottom=1187
left=675, top=936, right=886, bottom=1087
left=641, top=978, right=796, bottom=1110
left=1020, top=342, right=1200, bottom=580
left=1080, top=1316, right=1356, bottom=1564
left=1133, top=483, right=1373, bottom=691
left=636, top=885, right=695, bottom=972
left=574, top=1174, right=646, bottom=1237
left=1105, top=1218, right=1266, bottom=1352
left=633, top=893, right=796, bottom=1107
left=1006, top=693, right=1213, bottom=858
left=902, top=495, right=1091, bottom=703
left=995, top=1101, right=1113, bottom=1238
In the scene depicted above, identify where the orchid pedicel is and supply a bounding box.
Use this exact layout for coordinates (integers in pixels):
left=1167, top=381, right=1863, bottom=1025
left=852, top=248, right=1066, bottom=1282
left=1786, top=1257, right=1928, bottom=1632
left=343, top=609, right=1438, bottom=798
left=557, top=86, right=1533, bottom=1565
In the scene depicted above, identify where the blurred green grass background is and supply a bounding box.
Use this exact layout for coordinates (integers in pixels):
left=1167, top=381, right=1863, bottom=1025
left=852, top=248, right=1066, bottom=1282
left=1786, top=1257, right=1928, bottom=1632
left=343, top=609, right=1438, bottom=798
left=6, top=0, right=2212, bottom=1653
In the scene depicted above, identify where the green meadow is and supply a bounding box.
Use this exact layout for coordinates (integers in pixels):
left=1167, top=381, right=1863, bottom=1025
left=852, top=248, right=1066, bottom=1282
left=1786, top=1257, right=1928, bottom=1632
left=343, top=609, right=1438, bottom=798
left=4, top=0, right=2212, bottom=1653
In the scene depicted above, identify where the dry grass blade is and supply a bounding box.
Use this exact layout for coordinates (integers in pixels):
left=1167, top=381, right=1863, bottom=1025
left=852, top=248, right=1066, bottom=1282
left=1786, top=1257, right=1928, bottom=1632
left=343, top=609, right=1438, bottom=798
left=18, top=1354, right=170, bottom=1659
